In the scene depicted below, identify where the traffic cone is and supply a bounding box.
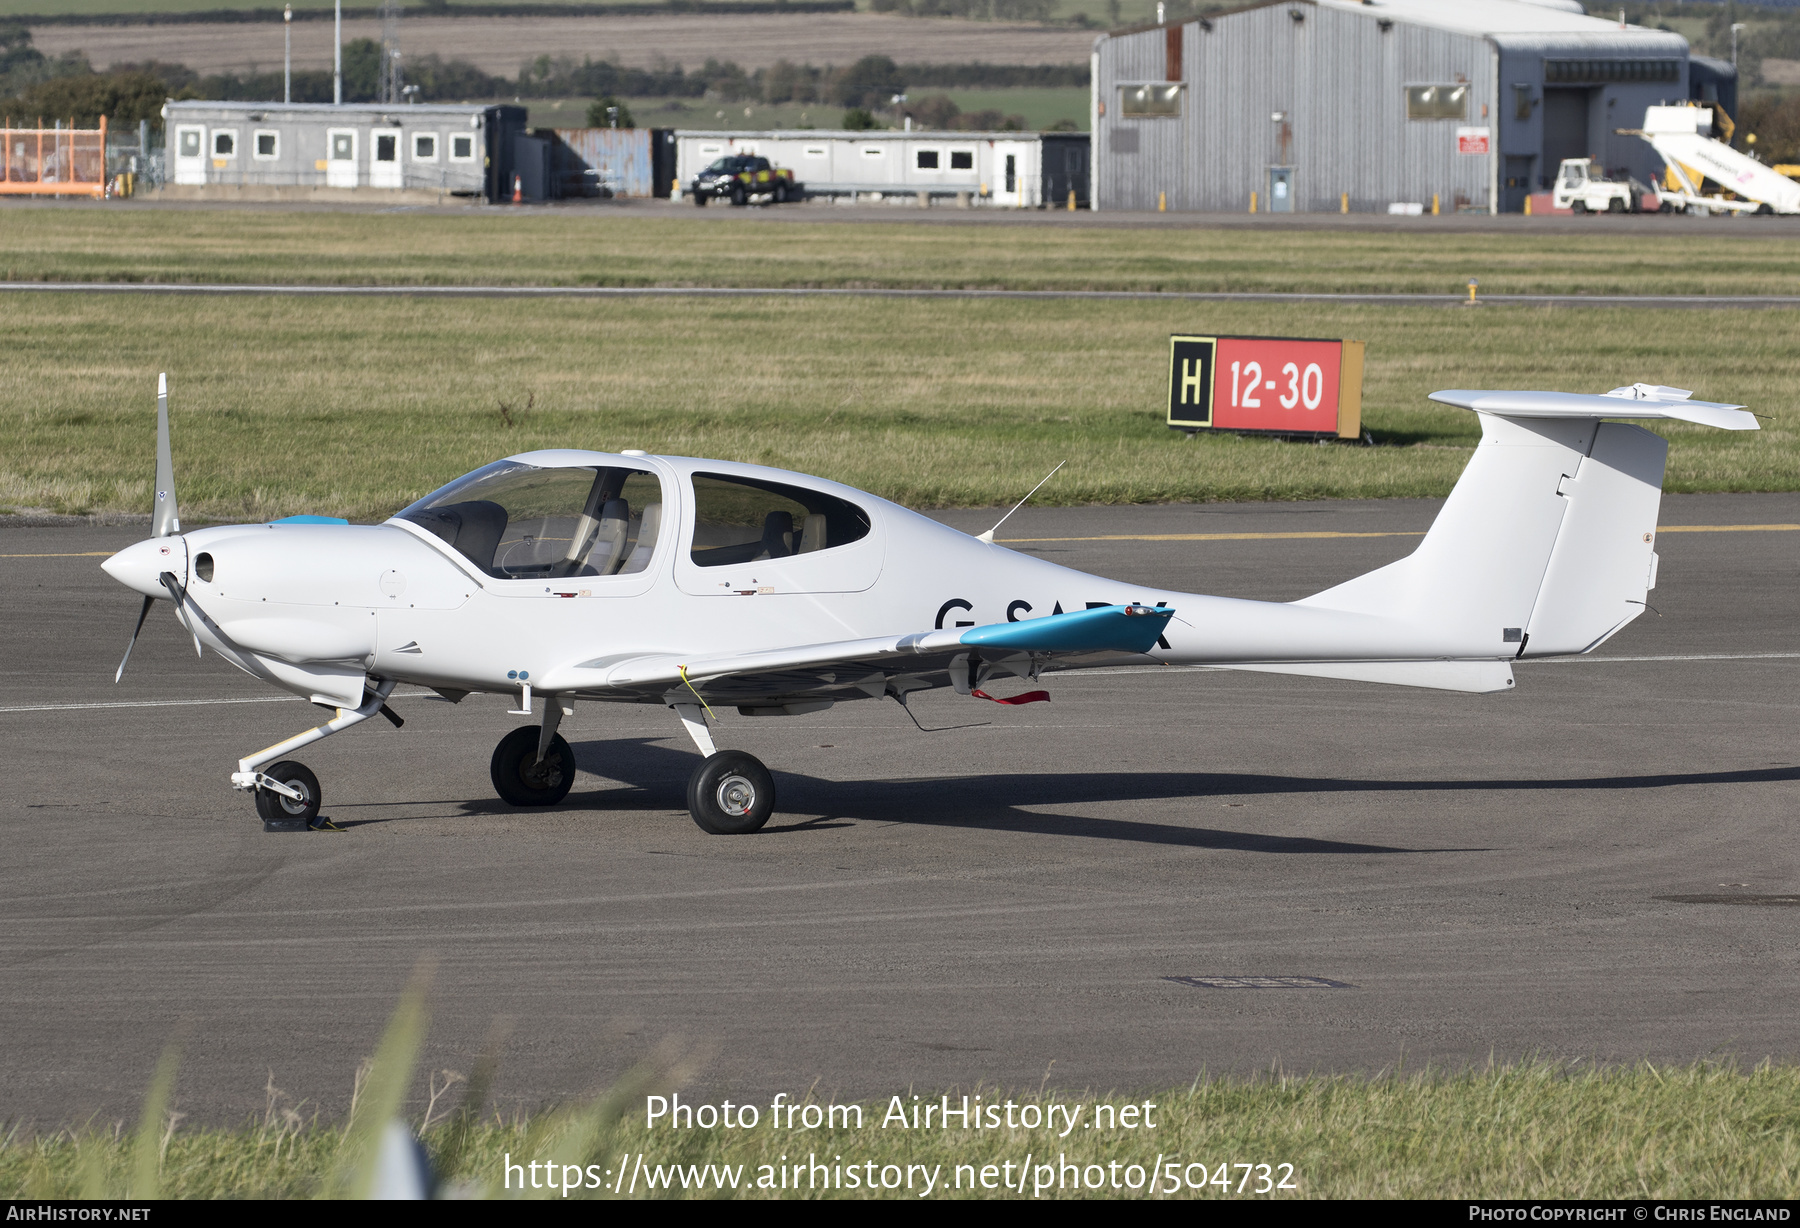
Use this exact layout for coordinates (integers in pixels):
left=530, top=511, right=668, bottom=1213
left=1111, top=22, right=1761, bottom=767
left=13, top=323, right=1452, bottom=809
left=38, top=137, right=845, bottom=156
left=512, top=173, right=522, bottom=204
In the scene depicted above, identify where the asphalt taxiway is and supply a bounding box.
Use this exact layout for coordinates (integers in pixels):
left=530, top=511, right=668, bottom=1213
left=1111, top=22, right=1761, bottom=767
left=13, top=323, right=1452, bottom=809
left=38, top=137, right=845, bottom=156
left=1, top=495, right=1795, bottom=1125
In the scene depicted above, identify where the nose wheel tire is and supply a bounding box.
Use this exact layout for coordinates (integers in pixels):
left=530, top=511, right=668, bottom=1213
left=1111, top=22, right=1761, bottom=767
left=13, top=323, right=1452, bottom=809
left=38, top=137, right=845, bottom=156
left=255, top=760, right=321, bottom=831
left=687, top=750, right=775, bottom=834
left=490, top=726, right=577, bottom=807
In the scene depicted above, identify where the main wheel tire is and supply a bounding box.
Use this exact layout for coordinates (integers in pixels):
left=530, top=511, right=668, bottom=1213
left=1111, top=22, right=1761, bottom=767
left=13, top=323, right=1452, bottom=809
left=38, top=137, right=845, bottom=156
left=773, top=182, right=787, bottom=204
left=490, top=726, right=576, bottom=807
left=687, top=750, right=775, bottom=835
left=692, top=192, right=708, bottom=206
left=730, top=185, right=747, bottom=206
left=255, top=760, right=321, bottom=829
left=1571, top=200, right=1587, bottom=214
left=1659, top=201, right=1674, bottom=214
left=1607, top=197, right=1625, bottom=213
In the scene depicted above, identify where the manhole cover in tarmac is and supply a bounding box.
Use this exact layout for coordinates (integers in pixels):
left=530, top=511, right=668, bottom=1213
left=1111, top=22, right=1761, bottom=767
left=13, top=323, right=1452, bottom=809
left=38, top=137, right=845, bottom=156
left=1657, top=894, right=1800, bottom=906
left=1165, top=976, right=1355, bottom=990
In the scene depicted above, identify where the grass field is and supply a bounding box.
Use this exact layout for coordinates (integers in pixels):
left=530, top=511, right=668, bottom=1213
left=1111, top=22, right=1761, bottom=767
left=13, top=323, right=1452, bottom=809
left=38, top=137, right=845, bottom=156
left=0, top=292, right=1792, bottom=521
left=8, top=1059, right=1800, bottom=1198
left=7, top=211, right=1800, bottom=295
left=526, top=87, right=1090, bottom=132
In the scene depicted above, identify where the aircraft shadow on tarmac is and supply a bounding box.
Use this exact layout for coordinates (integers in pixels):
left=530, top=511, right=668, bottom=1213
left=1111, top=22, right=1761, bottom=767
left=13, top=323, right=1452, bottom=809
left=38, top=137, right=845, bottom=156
left=326, top=735, right=1798, bottom=854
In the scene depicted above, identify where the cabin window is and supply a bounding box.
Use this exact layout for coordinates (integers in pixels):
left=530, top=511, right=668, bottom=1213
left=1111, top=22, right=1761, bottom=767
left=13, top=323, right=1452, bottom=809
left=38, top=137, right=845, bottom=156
left=398, top=461, right=665, bottom=580
left=254, top=130, right=278, bottom=159
left=177, top=127, right=203, bottom=158
left=450, top=134, right=475, bottom=161
left=413, top=133, right=438, bottom=161
left=212, top=130, right=237, bottom=158
left=688, top=473, right=870, bottom=568
left=950, top=149, right=974, bottom=170
left=916, top=149, right=940, bottom=170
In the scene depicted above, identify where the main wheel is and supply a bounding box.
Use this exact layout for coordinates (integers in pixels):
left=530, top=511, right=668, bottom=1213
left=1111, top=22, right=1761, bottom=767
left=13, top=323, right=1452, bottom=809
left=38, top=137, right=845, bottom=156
left=730, top=185, right=747, bottom=206
left=692, top=192, right=708, bottom=206
left=1571, top=200, right=1588, bottom=214
left=687, top=750, right=775, bottom=835
left=773, top=182, right=787, bottom=204
left=255, top=760, right=321, bottom=830
left=1607, top=197, right=1625, bottom=213
left=490, top=726, right=576, bottom=807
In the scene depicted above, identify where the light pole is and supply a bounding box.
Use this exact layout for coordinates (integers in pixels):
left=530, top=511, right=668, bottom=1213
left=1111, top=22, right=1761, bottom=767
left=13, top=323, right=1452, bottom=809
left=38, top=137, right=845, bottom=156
left=283, top=5, right=291, bottom=104
left=334, top=0, right=342, bottom=105
left=1731, top=22, right=1746, bottom=68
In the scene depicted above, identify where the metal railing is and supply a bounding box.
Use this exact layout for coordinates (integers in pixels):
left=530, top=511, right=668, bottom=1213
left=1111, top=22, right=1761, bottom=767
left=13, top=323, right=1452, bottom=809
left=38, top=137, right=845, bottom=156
left=2, top=117, right=108, bottom=198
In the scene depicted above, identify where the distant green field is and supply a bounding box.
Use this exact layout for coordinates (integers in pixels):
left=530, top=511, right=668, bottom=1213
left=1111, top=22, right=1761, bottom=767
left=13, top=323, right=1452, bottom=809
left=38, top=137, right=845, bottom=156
left=0, top=291, right=1791, bottom=522
left=525, top=87, right=1088, bottom=133
left=1, top=0, right=808, bottom=17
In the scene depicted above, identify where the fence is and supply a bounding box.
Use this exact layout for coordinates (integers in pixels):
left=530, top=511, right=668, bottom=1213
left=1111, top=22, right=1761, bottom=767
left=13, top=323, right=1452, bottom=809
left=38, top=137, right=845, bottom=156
left=2, top=117, right=108, bottom=198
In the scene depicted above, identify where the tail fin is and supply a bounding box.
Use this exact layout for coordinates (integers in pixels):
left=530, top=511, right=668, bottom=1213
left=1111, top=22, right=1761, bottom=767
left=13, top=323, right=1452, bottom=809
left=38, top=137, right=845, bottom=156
left=1299, top=386, right=1756, bottom=659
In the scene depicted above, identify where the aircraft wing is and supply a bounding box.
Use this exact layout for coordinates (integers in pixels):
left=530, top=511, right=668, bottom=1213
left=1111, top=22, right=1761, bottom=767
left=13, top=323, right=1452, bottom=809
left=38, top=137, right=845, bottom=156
left=534, top=603, right=1177, bottom=708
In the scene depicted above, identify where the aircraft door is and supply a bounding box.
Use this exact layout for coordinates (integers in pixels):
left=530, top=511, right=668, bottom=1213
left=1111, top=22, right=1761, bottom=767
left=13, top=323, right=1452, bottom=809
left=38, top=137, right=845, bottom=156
left=326, top=129, right=357, bottom=188
left=173, top=125, right=207, bottom=185
left=370, top=128, right=403, bottom=188
left=675, top=471, right=882, bottom=596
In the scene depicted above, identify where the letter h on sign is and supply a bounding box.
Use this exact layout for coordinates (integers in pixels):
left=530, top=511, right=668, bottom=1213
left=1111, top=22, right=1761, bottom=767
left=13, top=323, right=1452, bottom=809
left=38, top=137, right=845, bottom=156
left=1167, top=336, right=1217, bottom=429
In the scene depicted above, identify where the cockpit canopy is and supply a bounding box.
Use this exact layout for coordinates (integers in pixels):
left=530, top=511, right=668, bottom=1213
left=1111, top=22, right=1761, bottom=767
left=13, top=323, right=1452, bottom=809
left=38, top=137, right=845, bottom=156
left=395, top=458, right=874, bottom=582
left=396, top=460, right=663, bottom=580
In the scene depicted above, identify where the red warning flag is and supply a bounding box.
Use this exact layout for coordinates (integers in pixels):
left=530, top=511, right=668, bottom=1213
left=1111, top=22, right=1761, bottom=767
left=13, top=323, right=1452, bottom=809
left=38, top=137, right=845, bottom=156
left=970, top=689, right=1050, bottom=705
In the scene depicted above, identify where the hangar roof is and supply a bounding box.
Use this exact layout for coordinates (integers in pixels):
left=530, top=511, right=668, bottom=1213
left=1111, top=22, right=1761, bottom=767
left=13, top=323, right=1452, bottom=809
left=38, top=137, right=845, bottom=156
left=1314, top=0, right=1686, bottom=44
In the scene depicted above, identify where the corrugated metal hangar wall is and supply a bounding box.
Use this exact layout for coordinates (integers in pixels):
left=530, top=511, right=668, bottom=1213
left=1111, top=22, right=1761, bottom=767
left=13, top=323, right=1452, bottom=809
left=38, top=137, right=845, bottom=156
left=1091, top=0, right=1696, bottom=214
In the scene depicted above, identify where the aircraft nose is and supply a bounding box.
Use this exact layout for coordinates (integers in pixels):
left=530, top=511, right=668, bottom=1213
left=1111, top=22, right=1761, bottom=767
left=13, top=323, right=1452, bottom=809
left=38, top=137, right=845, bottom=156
left=102, top=536, right=187, bottom=598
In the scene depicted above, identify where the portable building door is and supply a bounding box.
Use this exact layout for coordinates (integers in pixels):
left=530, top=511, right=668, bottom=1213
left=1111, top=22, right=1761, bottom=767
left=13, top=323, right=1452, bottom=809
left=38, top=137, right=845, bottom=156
left=173, top=125, right=207, bottom=185
left=992, top=140, right=1034, bottom=206
left=370, top=128, right=403, bottom=188
left=327, top=129, right=358, bottom=188
left=1268, top=166, right=1295, bottom=212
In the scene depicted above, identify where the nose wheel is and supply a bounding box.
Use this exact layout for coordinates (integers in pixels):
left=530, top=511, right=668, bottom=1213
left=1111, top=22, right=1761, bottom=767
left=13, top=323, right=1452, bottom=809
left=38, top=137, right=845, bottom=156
left=687, top=750, right=775, bottom=834
left=254, top=760, right=321, bottom=831
left=490, top=725, right=576, bottom=806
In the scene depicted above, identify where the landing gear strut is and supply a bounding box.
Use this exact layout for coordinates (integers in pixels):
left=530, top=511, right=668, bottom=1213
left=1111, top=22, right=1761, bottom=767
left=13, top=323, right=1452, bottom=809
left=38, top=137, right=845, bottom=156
left=232, top=678, right=397, bottom=833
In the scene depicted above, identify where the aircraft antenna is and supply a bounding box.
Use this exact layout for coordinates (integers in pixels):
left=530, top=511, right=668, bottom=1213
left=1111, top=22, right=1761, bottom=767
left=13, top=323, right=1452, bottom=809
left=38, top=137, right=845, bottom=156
left=976, top=460, right=1064, bottom=545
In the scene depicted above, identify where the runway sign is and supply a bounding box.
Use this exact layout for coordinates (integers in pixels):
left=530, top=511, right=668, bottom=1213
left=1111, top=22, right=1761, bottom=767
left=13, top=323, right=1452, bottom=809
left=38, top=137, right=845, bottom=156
left=1167, top=335, right=1365, bottom=440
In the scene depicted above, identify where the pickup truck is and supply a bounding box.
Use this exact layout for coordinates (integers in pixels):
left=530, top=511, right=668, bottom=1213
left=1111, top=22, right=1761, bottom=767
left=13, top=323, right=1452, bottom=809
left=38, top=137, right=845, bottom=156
left=689, top=155, right=802, bottom=206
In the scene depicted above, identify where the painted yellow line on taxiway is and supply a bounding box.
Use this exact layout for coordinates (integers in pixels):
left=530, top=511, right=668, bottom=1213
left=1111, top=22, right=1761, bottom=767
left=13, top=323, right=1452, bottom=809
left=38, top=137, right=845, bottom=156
left=999, top=524, right=1800, bottom=544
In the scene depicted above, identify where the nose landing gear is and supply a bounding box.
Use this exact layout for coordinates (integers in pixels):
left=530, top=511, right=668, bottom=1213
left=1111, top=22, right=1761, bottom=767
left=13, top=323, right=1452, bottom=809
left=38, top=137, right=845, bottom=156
left=253, top=760, right=321, bottom=831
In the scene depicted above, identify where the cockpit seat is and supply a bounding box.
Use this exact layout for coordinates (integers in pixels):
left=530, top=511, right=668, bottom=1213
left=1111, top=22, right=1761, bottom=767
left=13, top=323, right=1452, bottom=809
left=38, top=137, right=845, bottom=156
left=406, top=499, right=508, bottom=575
left=587, top=498, right=631, bottom=576
left=760, top=511, right=795, bottom=559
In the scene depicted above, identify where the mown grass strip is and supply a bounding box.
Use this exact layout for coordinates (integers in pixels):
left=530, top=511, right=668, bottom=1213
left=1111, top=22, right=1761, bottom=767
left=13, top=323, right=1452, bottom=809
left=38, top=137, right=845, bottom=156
left=6, top=210, right=1800, bottom=296
left=0, top=293, right=1793, bottom=520
left=7, top=1062, right=1800, bottom=1199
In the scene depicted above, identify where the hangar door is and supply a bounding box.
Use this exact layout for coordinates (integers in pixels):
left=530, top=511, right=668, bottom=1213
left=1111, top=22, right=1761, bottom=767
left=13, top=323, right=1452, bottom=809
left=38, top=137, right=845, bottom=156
left=1542, top=89, right=1592, bottom=183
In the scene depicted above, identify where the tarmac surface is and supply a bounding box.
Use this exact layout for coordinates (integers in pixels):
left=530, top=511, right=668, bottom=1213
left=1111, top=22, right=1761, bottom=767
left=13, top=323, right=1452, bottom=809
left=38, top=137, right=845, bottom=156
left=2, top=495, right=1797, bottom=1126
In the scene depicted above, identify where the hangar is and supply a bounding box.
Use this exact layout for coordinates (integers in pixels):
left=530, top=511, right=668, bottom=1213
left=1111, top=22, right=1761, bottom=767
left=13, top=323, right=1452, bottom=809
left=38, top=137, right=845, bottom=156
left=1089, top=0, right=1724, bottom=214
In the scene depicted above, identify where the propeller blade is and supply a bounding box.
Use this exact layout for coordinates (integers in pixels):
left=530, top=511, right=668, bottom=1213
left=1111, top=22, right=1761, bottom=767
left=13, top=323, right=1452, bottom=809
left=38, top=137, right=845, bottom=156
left=114, top=593, right=156, bottom=684
left=152, top=372, right=180, bottom=538
left=159, top=570, right=202, bottom=659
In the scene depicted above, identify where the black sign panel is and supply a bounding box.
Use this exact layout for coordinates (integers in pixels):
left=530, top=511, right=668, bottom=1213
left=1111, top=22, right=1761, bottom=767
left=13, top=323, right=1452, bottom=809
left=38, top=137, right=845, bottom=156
left=1167, top=335, right=1216, bottom=428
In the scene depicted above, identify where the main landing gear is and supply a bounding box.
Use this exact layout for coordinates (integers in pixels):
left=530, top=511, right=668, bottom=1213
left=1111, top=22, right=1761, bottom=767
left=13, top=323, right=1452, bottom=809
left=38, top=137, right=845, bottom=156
left=672, top=702, right=775, bottom=834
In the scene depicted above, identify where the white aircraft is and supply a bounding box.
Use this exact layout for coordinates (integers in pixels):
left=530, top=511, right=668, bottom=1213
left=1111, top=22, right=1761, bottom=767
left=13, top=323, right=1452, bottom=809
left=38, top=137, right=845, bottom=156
left=103, top=376, right=1757, bottom=833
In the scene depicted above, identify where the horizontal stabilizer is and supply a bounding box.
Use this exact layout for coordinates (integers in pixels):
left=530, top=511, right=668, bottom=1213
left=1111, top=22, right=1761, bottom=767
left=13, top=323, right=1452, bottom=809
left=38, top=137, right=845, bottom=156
left=1429, top=388, right=1758, bottom=431
left=1211, top=660, right=1516, bottom=694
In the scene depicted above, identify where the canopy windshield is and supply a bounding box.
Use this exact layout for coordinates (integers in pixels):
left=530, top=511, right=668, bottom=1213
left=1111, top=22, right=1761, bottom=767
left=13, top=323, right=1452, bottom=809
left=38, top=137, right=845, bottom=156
left=396, top=460, right=664, bottom=580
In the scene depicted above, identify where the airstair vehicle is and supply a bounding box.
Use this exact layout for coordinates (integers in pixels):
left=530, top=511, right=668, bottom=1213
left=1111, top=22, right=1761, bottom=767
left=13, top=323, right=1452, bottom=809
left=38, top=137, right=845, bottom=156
left=1632, top=105, right=1800, bottom=216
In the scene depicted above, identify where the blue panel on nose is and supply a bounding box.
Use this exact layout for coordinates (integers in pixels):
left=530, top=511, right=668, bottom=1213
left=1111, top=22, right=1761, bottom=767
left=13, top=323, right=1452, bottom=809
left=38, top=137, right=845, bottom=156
left=270, top=515, right=350, bottom=525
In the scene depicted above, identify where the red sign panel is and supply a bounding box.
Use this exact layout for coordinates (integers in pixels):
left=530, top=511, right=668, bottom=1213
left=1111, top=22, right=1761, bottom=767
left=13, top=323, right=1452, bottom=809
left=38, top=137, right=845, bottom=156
left=1211, top=337, right=1344, bottom=433
left=1167, top=334, right=1365, bottom=439
left=1457, top=126, right=1491, bottom=155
